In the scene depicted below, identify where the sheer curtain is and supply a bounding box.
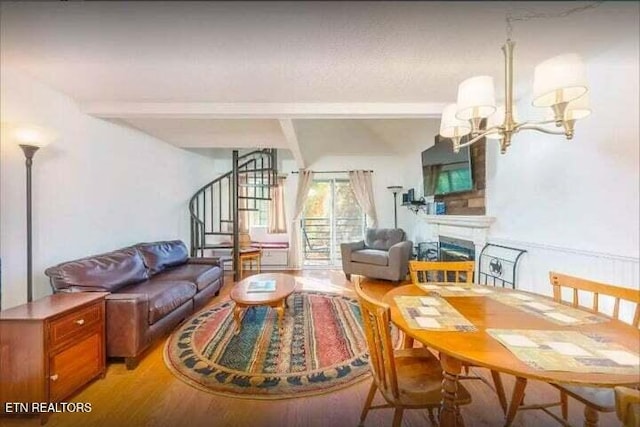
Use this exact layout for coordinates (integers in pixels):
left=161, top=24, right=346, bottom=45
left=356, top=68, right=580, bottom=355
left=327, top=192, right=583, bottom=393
left=289, top=170, right=314, bottom=268
left=348, top=170, right=378, bottom=228
left=268, top=176, right=287, bottom=234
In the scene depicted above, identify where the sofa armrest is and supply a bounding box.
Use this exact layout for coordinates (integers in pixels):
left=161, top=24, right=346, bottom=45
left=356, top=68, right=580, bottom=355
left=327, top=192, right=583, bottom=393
left=105, top=293, right=150, bottom=358
left=388, top=240, right=414, bottom=279
left=187, top=257, right=221, bottom=267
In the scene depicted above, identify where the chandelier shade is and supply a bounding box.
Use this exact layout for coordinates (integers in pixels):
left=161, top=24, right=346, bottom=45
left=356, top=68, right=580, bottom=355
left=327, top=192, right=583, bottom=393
left=439, top=103, right=471, bottom=138
left=532, top=53, right=588, bottom=107
left=564, top=93, right=591, bottom=121
left=455, top=75, right=497, bottom=120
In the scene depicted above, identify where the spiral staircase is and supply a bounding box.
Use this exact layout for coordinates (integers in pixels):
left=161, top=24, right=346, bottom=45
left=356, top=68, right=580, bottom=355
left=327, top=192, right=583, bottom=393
left=189, top=149, right=278, bottom=281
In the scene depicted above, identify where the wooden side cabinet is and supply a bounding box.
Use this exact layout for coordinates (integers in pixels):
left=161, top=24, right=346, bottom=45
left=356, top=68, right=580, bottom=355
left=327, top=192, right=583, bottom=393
left=0, top=292, right=108, bottom=423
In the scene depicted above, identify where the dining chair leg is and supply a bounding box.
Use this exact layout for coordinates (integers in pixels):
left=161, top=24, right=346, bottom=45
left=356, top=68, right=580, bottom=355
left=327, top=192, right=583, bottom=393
left=490, top=370, right=508, bottom=415
left=392, top=408, right=404, bottom=427
left=560, top=391, right=568, bottom=421
left=427, top=407, right=437, bottom=425
left=402, top=333, right=414, bottom=349
left=360, top=381, right=377, bottom=425
left=584, top=405, right=599, bottom=427
left=505, top=376, right=527, bottom=427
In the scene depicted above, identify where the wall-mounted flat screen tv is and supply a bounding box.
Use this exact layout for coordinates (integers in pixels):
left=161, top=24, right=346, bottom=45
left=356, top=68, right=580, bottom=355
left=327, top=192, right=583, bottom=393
left=422, top=137, right=473, bottom=197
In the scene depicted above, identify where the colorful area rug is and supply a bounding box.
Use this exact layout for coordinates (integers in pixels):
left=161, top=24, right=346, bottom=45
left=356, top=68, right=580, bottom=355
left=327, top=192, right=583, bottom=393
left=164, top=290, right=370, bottom=399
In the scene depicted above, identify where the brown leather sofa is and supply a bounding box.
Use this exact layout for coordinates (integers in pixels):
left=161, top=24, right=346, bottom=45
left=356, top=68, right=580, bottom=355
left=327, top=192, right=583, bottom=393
left=45, top=240, right=223, bottom=369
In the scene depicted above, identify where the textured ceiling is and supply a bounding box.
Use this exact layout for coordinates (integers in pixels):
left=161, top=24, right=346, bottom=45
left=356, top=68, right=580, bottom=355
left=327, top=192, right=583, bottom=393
left=1, top=2, right=637, bottom=159
left=2, top=1, right=637, bottom=103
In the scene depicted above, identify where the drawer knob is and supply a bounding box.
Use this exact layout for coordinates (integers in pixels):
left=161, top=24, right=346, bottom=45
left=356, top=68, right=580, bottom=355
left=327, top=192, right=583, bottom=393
left=75, top=319, right=85, bottom=325
left=50, top=374, right=59, bottom=381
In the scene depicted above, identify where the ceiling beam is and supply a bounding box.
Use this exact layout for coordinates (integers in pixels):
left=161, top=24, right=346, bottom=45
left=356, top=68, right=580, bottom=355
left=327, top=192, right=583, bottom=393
left=278, top=119, right=305, bottom=169
left=81, top=102, right=447, bottom=119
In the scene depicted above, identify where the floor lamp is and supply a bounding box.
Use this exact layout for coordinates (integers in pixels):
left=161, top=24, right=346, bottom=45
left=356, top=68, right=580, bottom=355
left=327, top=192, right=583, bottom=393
left=12, top=124, right=55, bottom=303
left=386, top=186, right=403, bottom=229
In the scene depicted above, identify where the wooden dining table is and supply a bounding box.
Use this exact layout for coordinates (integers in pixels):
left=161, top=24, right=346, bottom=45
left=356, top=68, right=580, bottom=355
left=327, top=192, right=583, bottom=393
left=382, top=284, right=640, bottom=427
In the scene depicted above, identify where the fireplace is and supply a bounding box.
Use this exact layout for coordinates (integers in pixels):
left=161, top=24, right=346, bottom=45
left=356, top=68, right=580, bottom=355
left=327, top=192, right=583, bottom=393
left=439, top=236, right=475, bottom=262
left=423, top=214, right=496, bottom=282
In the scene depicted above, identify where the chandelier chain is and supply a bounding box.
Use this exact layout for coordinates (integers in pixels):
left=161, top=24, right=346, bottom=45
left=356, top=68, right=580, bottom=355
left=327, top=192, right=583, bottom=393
left=505, top=1, right=604, bottom=39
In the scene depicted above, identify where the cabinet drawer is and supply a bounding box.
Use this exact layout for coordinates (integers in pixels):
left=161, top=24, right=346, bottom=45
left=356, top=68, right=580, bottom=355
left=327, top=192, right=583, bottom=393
left=49, top=302, right=103, bottom=347
left=49, top=331, right=103, bottom=402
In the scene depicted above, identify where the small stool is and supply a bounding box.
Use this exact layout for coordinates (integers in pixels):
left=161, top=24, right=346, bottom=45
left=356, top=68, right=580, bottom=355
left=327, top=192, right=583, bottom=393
left=238, top=248, right=262, bottom=279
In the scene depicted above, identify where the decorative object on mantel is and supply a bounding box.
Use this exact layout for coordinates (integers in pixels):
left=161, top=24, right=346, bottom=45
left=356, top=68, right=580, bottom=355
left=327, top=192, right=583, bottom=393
left=439, top=3, right=600, bottom=154
left=386, top=185, right=403, bottom=228
left=4, top=123, right=57, bottom=304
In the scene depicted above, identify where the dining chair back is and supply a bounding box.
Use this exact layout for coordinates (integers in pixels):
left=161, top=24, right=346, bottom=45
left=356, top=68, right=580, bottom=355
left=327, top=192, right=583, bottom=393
left=614, top=386, right=640, bottom=427
left=409, top=260, right=474, bottom=284
left=353, top=280, right=471, bottom=426
left=550, top=271, right=640, bottom=327
left=354, top=280, right=400, bottom=400
left=506, top=272, right=640, bottom=427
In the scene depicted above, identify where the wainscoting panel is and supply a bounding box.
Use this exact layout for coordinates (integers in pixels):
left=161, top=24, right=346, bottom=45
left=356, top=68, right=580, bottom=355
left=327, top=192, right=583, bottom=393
left=488, top=238, right=639, bottom=315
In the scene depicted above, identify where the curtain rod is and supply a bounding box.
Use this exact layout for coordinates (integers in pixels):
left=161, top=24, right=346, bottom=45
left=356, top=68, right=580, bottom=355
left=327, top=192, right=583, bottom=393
left=290, top=170, right=374, bottom=174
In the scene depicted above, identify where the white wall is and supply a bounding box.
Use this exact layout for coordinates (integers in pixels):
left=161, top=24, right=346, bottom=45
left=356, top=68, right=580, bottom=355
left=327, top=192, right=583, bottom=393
left=485, top=45, right=640, bottom=291
left=0, top=69, right=217, bottom=309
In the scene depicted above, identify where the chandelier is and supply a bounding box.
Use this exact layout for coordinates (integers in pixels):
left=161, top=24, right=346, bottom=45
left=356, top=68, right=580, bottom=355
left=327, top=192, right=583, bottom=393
left=438, top=4, right=599, bottom=154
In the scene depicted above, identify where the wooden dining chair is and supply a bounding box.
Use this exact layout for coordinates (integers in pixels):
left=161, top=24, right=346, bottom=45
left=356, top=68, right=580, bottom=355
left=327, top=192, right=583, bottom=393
left=407, top=260, right=509, bottom=415
left=505, top=272, right=640, bottom=427
left=614, top=386, right=640, bottom=427
left=354, top=280, right=471, bottom=427
left=409, top=260, right=474, bottom=284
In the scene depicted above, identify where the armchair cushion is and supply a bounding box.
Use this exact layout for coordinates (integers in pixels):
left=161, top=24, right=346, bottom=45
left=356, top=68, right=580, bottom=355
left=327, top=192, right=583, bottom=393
left=365, top=228, right=405, bottom=251
left=351, top=249, right=389, bottom=266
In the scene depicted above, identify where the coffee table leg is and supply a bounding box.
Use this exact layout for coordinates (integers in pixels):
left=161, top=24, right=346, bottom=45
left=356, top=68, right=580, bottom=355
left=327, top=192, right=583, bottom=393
left=439, top=353, right=465, bottom=427
left=233, top=305, right=243, bottom=335
left=275, top=301, right=285, bottom=334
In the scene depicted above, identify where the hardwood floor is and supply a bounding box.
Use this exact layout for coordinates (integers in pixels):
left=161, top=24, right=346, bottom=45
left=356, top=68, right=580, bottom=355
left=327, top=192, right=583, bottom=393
left=1, top=270, right=619, bottom=427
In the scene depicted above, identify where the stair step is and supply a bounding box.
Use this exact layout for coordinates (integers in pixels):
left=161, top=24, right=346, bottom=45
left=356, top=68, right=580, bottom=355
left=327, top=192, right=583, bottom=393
left=238, top=168, right=275, bottom=174
left=238, top=208, right=259, bottom=212
left=238, top=196, right=272, bottom=201
left=238, top=183, right=275, bottom=188
left=204, top=232, right=233, bottom=236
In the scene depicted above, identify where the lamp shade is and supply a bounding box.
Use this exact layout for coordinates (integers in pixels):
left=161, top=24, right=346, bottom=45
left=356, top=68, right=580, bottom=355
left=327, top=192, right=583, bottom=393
left=532, top=53, right=588, bottom=107
left=565, top=93, right=591, bottom=121
left=544, top=93, right=591, bottom=121
left=439, top=103, right=471, bottom=138
left=456, top=75, right=496, bottom=120
left=486, top=105, right=519, bottom=140
left=10, top=123, right=57, bottom=148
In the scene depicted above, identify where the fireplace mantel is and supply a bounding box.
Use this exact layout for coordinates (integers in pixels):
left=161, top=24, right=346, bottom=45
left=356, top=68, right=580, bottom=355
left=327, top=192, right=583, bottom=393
left=423, top=215, right=495, bottom=229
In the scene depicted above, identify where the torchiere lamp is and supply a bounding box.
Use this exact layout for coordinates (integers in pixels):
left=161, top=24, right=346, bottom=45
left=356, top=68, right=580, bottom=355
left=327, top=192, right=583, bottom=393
left=12, top=124, right=56, bottom=303
left=386, top=185, right=403, bottom=229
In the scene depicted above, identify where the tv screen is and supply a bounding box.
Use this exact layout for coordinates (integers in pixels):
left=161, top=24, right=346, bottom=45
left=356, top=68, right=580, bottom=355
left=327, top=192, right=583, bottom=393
left=422, top=137, right=473, bottom=197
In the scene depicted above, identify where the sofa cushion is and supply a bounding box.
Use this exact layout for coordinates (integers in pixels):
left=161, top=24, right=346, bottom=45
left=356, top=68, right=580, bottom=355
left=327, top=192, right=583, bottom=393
left=45, top=248, right=149, bottom=292
left=136, top=240, right=189, bottom=275
left=351, top=249, right=389, bottom=267
left=117, top=280, right=197, bottom=325
left=365, top=228, right=405, bottom=251
left=155, top=263, right=223, bottom=291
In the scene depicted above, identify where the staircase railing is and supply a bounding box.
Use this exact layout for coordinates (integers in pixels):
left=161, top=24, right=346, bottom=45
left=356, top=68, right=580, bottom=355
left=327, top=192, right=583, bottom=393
left=189, top=149, right=278, bottom=281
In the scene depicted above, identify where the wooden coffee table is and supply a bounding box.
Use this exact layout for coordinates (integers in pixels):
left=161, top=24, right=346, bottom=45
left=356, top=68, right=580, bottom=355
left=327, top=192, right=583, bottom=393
left=229, top=273, right=296, bottom=334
